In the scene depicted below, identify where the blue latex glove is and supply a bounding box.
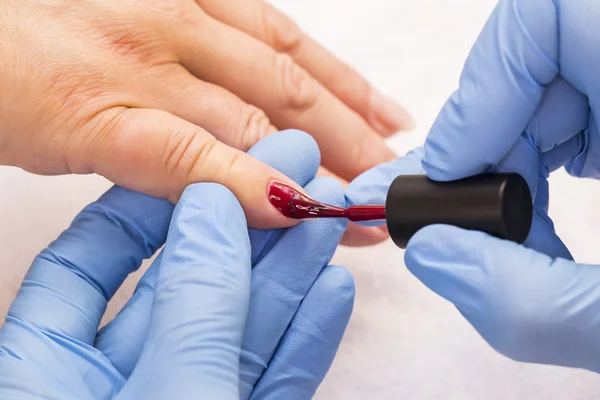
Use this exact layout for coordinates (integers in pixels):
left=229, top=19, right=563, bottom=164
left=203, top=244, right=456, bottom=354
left=0, top=130, right=354, bottom=399
left=348, top=0, right=600, bottom=373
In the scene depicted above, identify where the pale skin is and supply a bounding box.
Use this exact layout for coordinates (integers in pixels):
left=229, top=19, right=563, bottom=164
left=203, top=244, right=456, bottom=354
left=0, top=0, right=412, bottom=245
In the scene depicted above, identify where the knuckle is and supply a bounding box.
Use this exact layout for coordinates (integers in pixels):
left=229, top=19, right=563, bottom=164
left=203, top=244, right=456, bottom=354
left=214, top=149, right=242, bottom=183
left=69, top=107, right=127, bottom=174
left=275, top=53, right=320, bottom=111
left=86, top=9, right=176, bottom=65
left=234, top=105, right=274, bottom=151
left=174, top=131, right=218, bottom=181
left=263, top=6, right=303, bottom=55
left=177, top=132, right=243, bottom=186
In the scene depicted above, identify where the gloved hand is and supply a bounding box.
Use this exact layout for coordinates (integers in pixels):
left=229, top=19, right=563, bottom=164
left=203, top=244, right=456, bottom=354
left=348, top=0, right=600, bottom=373
left=0, top=130, right=354, bottom=399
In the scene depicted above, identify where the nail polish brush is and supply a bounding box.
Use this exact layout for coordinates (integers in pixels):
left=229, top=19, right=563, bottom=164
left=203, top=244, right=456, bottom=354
left=268, top=173, right=533, bottom=249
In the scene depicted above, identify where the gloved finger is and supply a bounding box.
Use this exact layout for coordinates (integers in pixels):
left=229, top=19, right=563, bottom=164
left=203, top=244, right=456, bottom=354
left=147, top=64, right=277, bottom=151
left=245, top=130, right=320, bottom=264
left=96, top=130, right=322, bottom=376
left=344, top=147, right=425, bottom=227
left=87, top=107, right=303, bottom=229
left=405, top=224, right=600, bottom=373
left=196, top=0, right=414, bottom=136
left=239, top=176, right=347, bottom=399
left=525, top=78, right=589, bottom=155
left=566, top=116, right=600, bottom=178
left=176, top=11, right=397, bottom=182
left=118, top=183, right=250, bottom=399
left=422, top=0, right=559, bottom=181
left=4, top=187, right=172, bottom=345
left=521, top=77, right=589, bottom=175
left=95, top=253, right=162, bottom=377
left=405, top=209, right=572, bottom=304
left=316, top=166, right=389, bottom=247
left=249, top=265, right=354, bottom=400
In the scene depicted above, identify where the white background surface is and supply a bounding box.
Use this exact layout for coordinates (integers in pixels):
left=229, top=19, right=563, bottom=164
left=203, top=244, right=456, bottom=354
left=1, top=0, right=600, bottom=398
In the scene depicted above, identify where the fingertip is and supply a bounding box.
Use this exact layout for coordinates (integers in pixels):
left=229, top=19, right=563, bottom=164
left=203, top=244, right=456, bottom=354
left=345, top=147, right=424, bottom=207
left=294, top=264, right=355, bottom=339
left=173, top=183, right=253, bottom=255
left=178, top=182, right=245, bottom=222
left=305, top=176, right=345, bottom=207
left=247, top=129, right=321, bottom=183
left=369, top=90, right=416, bottom=135
left=422, top=136, right=474, bottom=182
left=319, top=265, right=356, bottom=296
left=302, top=176, right=348, bottom=234
left=311, top=265, right=355, bottom=318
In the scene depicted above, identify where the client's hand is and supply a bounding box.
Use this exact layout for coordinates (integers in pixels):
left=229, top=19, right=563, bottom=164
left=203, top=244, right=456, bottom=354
left=0, top=131, right=354, bottom=399
left=0, top=0, right=411, bottom=231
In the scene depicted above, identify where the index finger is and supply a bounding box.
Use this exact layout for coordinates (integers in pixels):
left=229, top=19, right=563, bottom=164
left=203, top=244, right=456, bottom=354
left=422, top=0, right=559, bottom=181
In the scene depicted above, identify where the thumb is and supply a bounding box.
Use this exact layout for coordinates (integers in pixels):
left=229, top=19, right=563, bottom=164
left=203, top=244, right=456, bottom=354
left=405, top=224, right=600, bottom=373
left=79, top=108, right=301, bottom=229
left=117, top=183, right=251, bottom=399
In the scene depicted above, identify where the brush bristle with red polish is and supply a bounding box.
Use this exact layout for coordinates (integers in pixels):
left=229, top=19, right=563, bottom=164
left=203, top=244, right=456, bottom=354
left=268, top=182, right=386, bottom=221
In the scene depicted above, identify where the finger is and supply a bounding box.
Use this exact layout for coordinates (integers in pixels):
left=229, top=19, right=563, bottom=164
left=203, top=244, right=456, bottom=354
left=566, top=116, right=600, bottom=178
left=96, top=129, right=323, bottom=376
left=196, top=0, right=414, bottom=136
left=489, top=78, right=589, bottom=205
left=404, top=218, right=571, bottom=318
left=148, top=64, right=277, bottom=151
left=4, top=186, right=172, bottom=345
left=120, top=183, right=250, bottom=399
left=525, top=78, right=589, bottom=154
left=404, top=224, right=600, bottom=372
left=249, top=265, right=355, bottom=400
left=317, top=166, right=389, bottom=246
left=519, top=77, right=590, bottom=175
left=176, top=15, right=396, bottom=181
left=345, top=147, right=425, bottom=227
left=422, top=0, right=559, bottom=180
left=239, top=176, right=347, bottom=399
left=95, top=253, right=162, bottom=377
left=246, top=130, right=320, bottom=264
left=83, top=107, right=303, bottom=229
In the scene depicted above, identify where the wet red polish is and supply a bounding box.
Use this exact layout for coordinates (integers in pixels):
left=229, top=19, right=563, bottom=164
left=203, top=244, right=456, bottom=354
left=345, top=205, right=387, bottom=222
left=268, top=182, right=386, bottom=222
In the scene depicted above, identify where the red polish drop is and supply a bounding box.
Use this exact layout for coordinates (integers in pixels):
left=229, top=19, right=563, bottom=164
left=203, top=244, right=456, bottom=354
left=268, top=182, right=386, bottom=222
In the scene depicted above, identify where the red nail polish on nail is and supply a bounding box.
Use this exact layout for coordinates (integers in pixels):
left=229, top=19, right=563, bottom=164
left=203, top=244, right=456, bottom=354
left=267, top=181, right=386, bottom=222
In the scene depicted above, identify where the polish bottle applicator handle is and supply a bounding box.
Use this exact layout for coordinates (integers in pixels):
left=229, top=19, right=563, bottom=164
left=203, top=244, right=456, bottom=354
left=385, top=173, right=533, bottom=249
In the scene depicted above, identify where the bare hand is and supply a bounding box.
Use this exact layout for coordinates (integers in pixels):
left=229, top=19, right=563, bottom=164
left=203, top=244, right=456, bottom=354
left=0, top=0, right=411, bottom=233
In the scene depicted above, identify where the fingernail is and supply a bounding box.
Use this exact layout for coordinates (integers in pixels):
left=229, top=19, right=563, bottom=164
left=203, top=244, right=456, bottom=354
left=268, top=181, right=295, bottom=218
left=268, top=181, right=346, bottom=220
left=370, top=90, right=415, bottom=134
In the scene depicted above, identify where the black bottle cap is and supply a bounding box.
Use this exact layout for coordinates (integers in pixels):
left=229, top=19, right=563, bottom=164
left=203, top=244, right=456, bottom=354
left=385, top=173, right=533, bottom=249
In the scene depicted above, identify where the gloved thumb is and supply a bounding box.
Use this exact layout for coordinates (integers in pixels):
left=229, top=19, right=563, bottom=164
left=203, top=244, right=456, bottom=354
left=76, top=108, right=302, bottom=229
left=405, top=223, right=600, bottom=373
left=117, top=183, right=251, bottom=399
